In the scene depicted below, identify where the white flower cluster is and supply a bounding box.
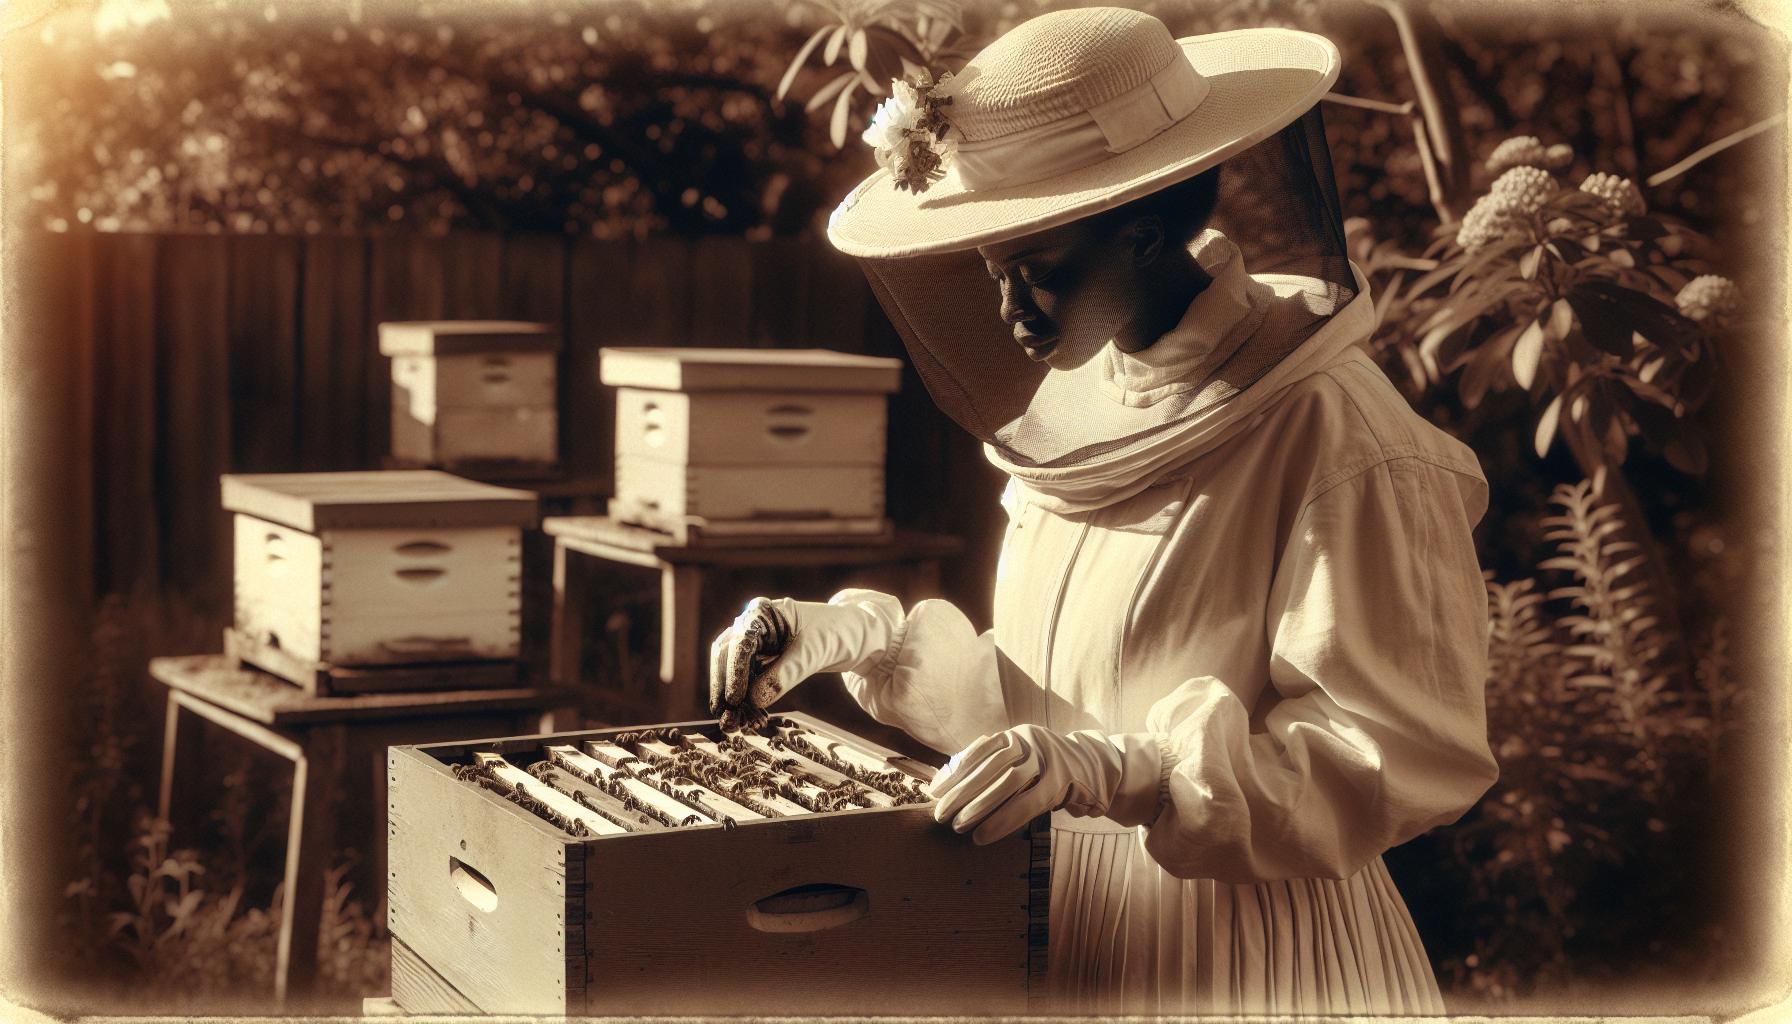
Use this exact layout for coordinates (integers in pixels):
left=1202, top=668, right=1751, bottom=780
left=861, top=80, right=922, bottom=156
left=1579, top=172, right=1647, bottom=219
left=1459, top=166, right=1559, bottom=253
left=1485, top=135, right=1573, bottom=176
left=1675, top=275, right=1740, bottom=327
left=860, top=72, right=962, bottom=193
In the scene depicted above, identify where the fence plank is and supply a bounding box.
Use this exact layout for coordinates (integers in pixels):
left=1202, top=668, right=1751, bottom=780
left=748, top=237, right=812, bottom=347
left=227, top=235, right=302, bottom=472
left=688, top=235, right=754, bottom=345
left=26, top=232, right=99, bottom=609
left=155, top=233, right=233, bottom=613
left=500, top=234, right=568, bottom=325
left=300, top=235, right=371, bottom=469
left=443, top=232, right=506, bottom=318
left=622, top=237, right=693, bottom=346
left=92, top=234, right=161, bottom=596
left=807, top=243, right=872, bottom=352
left=366, top=235, right=454, bottom=464
left=3, top=229, right=96, bottom=970
left=500, top=234, right=574, bottom=472
left=565, top=239, right=630, bottom=479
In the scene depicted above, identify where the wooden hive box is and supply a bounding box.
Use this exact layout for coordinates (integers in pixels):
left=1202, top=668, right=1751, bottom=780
left=381, top=321, right=561, bottom=472
left=386, top=712, right=1048, bottom=1016
left=599, top=347, right=903, bottom=541
left=223, top=471, right=539, bottom=694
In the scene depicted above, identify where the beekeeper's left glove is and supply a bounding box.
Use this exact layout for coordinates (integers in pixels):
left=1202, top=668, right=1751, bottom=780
left=927, top=724, right=1167, bottom=845
left=708, top=596, right=892, bottom=728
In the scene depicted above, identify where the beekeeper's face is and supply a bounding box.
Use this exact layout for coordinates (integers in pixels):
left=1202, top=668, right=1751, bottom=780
left=978, top=209, right=1186, bottom=371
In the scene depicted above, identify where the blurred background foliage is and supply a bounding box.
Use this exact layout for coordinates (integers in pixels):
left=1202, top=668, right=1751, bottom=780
left=10, top=0, right=1779, bottom=247
left=9, top=0, right=1784, bottom=1014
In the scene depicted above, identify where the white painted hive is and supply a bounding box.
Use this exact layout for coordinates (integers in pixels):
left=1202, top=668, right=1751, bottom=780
left=223, top=471, right=538, bottom=669
left=599, top=347, right=903, bottom=531
left=381, top=321, right=561, bottom=468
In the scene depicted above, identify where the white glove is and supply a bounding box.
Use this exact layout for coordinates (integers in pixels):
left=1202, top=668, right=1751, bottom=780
left=927, top=724, right=1166, bottom=845
left=708, top=597, right=892, bottom=728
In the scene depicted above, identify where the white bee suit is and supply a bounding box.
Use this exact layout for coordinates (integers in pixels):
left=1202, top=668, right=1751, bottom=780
left=834, top=235, right=1498, bottom=1015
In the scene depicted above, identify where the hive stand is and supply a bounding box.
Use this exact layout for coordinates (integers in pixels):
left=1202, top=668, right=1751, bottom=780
left=545, top=515, right=962, bottom=724
left=149, top=655, right=575, bottom=1010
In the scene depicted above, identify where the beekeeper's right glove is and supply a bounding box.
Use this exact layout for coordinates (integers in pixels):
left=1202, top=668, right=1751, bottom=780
left=927, top=724, right=1168, bottom=845
left=708, top=596, right=893, bottom=728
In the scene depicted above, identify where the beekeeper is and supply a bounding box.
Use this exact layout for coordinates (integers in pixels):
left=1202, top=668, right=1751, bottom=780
left=710, top=7, right=1498, bottom=1015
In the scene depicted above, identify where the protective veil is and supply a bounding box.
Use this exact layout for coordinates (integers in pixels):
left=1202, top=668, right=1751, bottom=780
left=859, top=107, right=1362, bottom=512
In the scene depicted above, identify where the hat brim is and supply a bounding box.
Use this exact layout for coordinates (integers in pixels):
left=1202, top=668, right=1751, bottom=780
left=826, top=27, right=1341, bottom=259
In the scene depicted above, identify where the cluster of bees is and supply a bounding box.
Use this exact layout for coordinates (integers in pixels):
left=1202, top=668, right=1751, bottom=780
left=451, top=717, right=930, bottom=837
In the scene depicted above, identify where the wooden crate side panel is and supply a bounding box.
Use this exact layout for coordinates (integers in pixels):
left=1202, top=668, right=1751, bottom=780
left=326, top=608, right=520, bottom=666
left=432, top=406, right=558, bottom=465
left=389, top=936, right=482, bottom=1015
left=388, top=353, right=437, bottom=463
left=615, top=389, right=886, bottom=466
left=323, top=526, right=520, bottom=664
left=232, top=514, right=324, bottom=664
left=386, top=746, right=580, bottom=1016
left=433, top=351, right=557, bottom=409
left=578, top=804, right=1032, bottom=1015
left=323, top=526, right=519, bottom=615
left=614, top=458, right=883, bottom=522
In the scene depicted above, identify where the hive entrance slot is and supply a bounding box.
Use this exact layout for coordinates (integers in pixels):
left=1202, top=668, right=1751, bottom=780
left=746, top=883, right=868, bottom=933
left=450, top=857, right=498, bottom=912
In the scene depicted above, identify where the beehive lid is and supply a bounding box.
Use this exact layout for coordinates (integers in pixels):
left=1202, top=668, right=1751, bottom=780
left=222, top=471, right=538, bottom=532
left=378, top=320, right=560, bottom=356
left=599, top=347, right=903, bottom=393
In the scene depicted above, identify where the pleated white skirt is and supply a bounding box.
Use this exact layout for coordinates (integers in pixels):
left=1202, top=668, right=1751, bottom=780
left=1048, top=821, right=1446, bottom=1015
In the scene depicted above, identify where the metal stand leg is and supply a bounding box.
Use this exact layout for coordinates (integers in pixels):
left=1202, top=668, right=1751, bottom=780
left=550, top=540, right=586, bottom=693
left=659, top=564, right=703, bottom=719
left=276, top=724, right=343, bottom=1007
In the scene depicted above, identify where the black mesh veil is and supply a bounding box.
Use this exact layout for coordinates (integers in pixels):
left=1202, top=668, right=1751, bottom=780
left=858, top=105, right=1354, bottom=470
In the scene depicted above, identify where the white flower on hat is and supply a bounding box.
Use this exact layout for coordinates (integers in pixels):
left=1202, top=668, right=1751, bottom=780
left=861, top=81, right=921, bottom=156
left=859, top=69, right=961, bottom=194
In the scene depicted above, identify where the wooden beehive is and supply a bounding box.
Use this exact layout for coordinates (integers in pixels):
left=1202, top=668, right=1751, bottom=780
left=381, top=321, right=561, bottom=472
left=223, top=471, right=538, bottom=694
left=386, top=712, right=1048, bottom=1016
left=599, top=347, right=903, bottom=542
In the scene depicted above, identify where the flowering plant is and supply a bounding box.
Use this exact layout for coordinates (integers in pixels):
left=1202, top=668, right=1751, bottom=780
left=861, top=68, right=960, bottom=193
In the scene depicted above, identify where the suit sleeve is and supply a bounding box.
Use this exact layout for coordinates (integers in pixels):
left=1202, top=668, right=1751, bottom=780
left=829, top=590, right=1007, bottom=755
left=1138, top=457, right=1499, bottom=882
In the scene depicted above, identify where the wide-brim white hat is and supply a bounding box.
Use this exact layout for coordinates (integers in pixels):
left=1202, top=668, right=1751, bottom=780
left=827, top=10, right=1340, bottom=259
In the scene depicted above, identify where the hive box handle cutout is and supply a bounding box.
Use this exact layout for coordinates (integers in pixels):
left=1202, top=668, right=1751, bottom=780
left=382, top=636, right=472, bottom=656
left=640, top=401, right=667, bottom=447
left=746, top=883, right=869, bottom=934
left=765, top=404, right=815, bottom=444
left=450, top=857, right=498, bottom=912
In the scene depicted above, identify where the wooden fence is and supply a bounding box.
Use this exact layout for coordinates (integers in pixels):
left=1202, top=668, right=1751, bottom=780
left=17, top=230, right=1004, bottom=623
